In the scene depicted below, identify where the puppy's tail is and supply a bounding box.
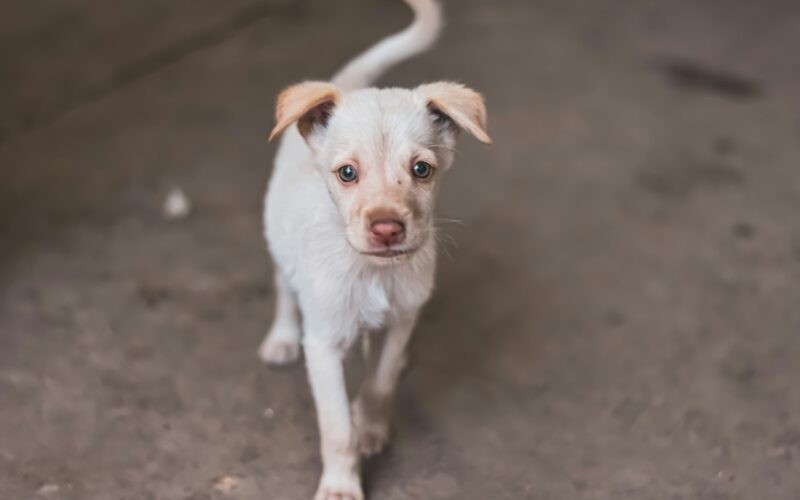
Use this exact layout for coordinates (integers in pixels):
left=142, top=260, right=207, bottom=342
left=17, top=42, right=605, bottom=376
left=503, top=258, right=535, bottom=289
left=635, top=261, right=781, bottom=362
left=331, top=0, right=442, bottom=90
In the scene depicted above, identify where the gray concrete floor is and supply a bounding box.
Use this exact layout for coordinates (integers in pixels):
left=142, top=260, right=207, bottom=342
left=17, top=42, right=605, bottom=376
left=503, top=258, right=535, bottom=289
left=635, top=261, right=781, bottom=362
left=1, top=0, right=800, bottom=498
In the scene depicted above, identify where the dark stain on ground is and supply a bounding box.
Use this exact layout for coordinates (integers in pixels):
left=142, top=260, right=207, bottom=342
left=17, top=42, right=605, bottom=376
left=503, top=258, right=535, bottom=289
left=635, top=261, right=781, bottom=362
left=136, top=282, right=271, bottom=308
left=732, top=221, right=756, bottom=239
left=612, top=397, right=648, bottom=428
left=713, top=137, right=738, bottom=157
left=138, top=284, right=171, bottom=308
left=773, top=428, right=800, bottom=449
left=719, top=349, right=758, bottom=384
left=239, top=445, right=261, bottom=463
left=636, top=162, right=745, bottom=199
left=603, top=309, right=627, bottom=327
left=658, top=59, right=762, bottom=99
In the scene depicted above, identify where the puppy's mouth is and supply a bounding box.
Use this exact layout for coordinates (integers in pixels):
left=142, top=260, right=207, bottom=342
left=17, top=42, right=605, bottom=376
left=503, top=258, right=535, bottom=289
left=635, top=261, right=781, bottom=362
left=360, top=246, right=417, bottom=258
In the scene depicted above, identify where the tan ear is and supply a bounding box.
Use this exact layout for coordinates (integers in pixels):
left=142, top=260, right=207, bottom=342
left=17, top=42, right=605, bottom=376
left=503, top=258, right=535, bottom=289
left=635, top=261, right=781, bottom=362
left=416, top=82, right=492, bottom=144
left=268, top=81, right=341, bottom=141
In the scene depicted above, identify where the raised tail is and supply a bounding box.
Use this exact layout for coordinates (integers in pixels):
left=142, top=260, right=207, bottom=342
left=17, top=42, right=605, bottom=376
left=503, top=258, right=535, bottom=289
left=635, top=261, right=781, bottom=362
left=332, top=0, right=442, bottom=90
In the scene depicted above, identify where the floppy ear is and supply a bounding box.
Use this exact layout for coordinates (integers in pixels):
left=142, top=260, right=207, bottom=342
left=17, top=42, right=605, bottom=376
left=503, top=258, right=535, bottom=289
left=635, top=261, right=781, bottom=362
left=415, top=82, right=492, bottom=144
left=268, top=81, right=341, bottom=141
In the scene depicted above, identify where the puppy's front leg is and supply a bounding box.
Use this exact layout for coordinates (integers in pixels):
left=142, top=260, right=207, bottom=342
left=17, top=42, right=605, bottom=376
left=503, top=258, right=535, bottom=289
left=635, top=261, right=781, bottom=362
left=353, top=312, right=417, bottom=456
left=304, top=338, right=363, bottom=500
left=258, top=272, right=301, bottom=365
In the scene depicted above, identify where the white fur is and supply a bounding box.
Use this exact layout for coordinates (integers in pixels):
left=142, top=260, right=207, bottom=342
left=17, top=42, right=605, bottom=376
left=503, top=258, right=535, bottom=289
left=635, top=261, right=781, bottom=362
left=258, top=1, right=489, bottom=498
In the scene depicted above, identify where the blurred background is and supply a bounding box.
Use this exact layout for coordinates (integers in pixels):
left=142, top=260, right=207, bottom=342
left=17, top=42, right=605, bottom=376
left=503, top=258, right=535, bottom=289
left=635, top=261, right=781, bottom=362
left=1, top=0, right=799, bottom=499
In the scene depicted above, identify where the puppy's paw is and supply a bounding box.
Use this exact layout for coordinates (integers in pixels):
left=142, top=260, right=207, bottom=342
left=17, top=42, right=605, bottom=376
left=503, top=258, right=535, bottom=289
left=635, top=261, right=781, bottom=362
left=314, top=472, right=363, bottom=500
left=357, top=421, right=390, bottom=457
left=257, top=337, right=300, bottom=366
left=352, top=397, right=391, bottom=457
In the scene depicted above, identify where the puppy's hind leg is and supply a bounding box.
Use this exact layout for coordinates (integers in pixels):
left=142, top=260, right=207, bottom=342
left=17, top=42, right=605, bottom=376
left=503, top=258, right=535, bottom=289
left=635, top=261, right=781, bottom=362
left=353, top=312, right=417, bottom=456
left=258, top=272, right=301, bottom=365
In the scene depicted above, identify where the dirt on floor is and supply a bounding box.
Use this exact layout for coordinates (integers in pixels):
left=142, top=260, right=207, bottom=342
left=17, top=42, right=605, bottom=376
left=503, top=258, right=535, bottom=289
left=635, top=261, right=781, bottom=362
left=1, top=0, right=799, bottom=499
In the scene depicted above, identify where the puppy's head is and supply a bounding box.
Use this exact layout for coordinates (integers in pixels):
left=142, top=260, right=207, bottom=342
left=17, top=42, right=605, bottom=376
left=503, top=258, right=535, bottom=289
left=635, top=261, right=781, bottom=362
left=270, top=81, right=491, bottom=263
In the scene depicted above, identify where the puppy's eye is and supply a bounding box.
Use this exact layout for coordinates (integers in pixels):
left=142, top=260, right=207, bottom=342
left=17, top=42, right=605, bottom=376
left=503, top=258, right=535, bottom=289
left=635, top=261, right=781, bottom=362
left=411, top=161, right=433, bottom=179
left=337, top=164, right=358, bottom=183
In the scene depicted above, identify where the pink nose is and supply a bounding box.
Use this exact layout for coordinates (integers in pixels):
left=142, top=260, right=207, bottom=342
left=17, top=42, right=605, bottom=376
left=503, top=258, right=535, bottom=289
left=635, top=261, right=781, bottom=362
left=370, top=220, right=406, bottom=246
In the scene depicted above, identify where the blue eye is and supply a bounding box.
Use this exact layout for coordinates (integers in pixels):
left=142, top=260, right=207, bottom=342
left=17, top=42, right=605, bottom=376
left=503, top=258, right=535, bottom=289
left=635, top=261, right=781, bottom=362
left=338, top=164, right=358, bottom=183
left=412, top=161, right=433, bottom=179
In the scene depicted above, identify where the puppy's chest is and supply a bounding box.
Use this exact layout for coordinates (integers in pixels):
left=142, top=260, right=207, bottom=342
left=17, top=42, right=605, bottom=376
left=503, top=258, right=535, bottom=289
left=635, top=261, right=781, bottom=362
left=350, top=274, right=398, bottom=329
left=347, top=273, right=419, bottom=328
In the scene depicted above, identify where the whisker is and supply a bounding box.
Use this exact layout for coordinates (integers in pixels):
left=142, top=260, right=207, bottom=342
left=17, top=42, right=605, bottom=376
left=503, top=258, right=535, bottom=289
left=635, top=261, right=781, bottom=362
left=434, top=217, right=467, bottom=228
left=432, top=228, right=458, bottom=262
left=438, top=232, right=459, bottom=248
left=436, top=236, right=454, bottom=262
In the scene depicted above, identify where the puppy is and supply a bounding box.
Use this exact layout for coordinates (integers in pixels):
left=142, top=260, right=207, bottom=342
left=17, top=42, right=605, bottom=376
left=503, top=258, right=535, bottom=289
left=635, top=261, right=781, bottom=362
left=259, top=0, right=490, bottom=498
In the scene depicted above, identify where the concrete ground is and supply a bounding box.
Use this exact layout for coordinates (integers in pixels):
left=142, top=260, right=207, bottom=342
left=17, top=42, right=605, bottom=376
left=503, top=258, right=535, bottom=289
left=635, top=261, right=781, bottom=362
left=1, top=0, right=799, bottom=498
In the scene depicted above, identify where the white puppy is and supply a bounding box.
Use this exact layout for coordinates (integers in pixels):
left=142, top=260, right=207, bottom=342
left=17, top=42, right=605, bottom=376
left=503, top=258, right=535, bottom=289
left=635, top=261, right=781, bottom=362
left=259, top=0, right=491, bottom=498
